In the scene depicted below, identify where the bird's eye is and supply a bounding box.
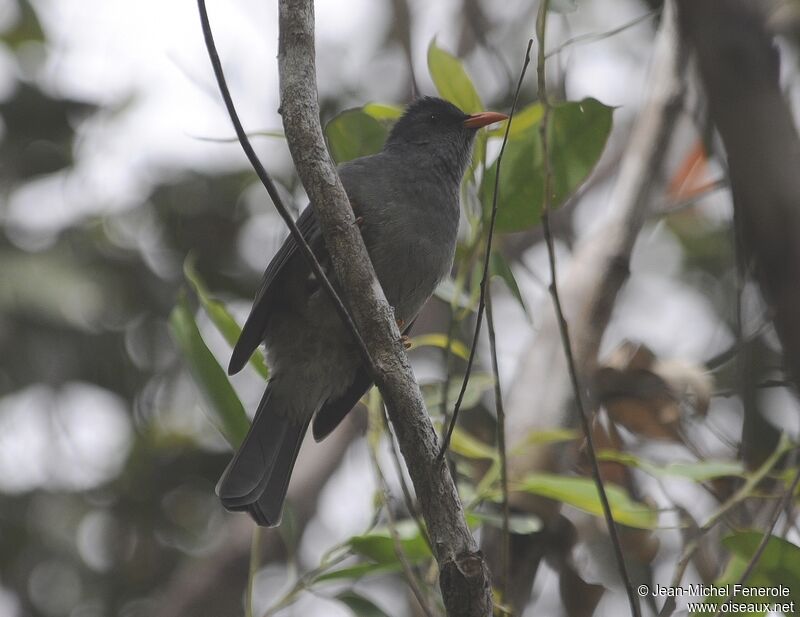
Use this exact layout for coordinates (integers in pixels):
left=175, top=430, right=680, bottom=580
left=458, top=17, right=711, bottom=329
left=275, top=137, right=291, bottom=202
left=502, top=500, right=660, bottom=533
left=429, top=114, right=437, bottom=122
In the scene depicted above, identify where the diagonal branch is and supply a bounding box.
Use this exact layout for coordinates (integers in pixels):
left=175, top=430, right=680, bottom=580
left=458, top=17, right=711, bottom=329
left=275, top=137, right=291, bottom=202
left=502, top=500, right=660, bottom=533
left=196, top=0, right=372, bottom=371
left=438, top=39, right=533, bottom=460
left=276, top=1, right=492, bottom=615
left=536, top=1, right=640, bottom=614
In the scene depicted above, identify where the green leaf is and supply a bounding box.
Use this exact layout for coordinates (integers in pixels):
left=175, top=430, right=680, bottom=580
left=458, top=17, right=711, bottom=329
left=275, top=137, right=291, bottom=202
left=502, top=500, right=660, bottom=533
left=695, top=532, right=800, bottom=616
left=515, top=473, right=657, bottom=529
left=508, top=428, right=580, bottom=458
left=408, top=333, right=470, bottom=361
left=427, top=40, right=483, bottom=114
left=482, top=121, right=544, bottom=232
left=725, top=532, right=800, bottom=579
left=169, top=295, right=249, bottom=447
left=483, top=98, right=613, bottom=233
left=490, top=252, right=531, bottom=322
left=363, top=103, right=403, bottom=121
left=313, top=561, right=402, bottom=584
left=183, top=257, right=268, bottom=380
left=348, top=521, right=432, bottom=565
left=2, top=0, right=45, bottom=49
left=325, top=108, right=389, bottom=164
left=422, top=373, right=495, bottom=415
left=488, top=103, right=543, bottom=139
left=336, top=591, right=392, bottom=617
left=470, top=511, right=543, bottom=535
left=547, top=98, right=613, bottom=205
left=449, top=426, right=497, bottom=460
left=597, top=450, right=746, bottom=481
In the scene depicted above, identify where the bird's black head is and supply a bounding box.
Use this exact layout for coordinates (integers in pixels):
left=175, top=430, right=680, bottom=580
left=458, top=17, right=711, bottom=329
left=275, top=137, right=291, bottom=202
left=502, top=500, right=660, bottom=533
left=386, top=97, right=471, bottom=147
left=384, top=97, right=507, bottom=180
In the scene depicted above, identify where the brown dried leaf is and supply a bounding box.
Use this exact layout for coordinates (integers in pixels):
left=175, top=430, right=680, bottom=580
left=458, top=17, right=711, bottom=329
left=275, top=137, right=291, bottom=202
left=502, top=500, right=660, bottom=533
left=594, top=341, right=713, bottom=441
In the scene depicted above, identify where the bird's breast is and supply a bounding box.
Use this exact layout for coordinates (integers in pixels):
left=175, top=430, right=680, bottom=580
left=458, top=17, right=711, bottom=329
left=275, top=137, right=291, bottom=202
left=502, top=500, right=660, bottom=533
left=362, top=196, right=459, bottom=322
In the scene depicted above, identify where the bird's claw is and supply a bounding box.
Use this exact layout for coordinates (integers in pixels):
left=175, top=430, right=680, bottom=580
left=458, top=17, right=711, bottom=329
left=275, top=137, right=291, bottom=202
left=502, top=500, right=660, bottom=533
left=400, top=334, right=412, bottom=350
left=354, top=216, right=365, bottom=228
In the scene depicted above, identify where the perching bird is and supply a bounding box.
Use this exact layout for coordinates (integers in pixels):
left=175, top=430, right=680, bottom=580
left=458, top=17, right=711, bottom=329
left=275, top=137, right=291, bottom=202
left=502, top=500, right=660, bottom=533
left=218, top=97, right=507, bottom=526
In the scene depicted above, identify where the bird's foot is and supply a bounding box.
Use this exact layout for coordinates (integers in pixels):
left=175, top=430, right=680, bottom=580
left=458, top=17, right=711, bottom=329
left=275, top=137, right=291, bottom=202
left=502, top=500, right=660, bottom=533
left=396, top=318, right=405, bottom=329
left=400, top=334, right=412, bottom=350
left=354, top=216, right=365, bottom=228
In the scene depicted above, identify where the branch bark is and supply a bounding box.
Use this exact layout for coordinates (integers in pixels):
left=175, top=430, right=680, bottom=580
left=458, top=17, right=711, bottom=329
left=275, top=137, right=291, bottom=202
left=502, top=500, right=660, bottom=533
left=276, top=1, right=492, bottom=615
left=677, top=0, right=800, bottom=392
left=485, top=1, right=686, bottom=610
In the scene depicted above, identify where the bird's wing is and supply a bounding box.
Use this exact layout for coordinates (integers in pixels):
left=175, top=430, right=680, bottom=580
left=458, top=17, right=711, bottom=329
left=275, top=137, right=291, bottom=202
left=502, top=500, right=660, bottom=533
left=228, top=206, right=321, bottom=375
left=311, top=318, right=417, bottom=441
left=229, top=157, right=374, bottom=376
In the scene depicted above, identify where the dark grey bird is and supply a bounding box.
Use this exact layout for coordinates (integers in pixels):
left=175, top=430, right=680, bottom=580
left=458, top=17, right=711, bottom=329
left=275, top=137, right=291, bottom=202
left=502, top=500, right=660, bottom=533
left=218, top=97, right=507, bottom=526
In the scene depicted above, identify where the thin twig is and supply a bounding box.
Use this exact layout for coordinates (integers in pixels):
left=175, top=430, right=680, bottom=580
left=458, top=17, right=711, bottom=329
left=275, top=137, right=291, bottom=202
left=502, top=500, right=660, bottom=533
left=368, top=398, right=438, bottom=617
left=380, top=402, right=433, bottom=554
left=437, top=307, right=458, bottom=466
left=710, top=459, right=800, bottom=617
left=545, top=9, right=659, bottom=59
left=484, top=288, right=510, bottom=601
left=438, top=39, right=534, bottom=460
left=536, top=3, right=641, bottom=616
left=196, top=0, right=375, bottom=375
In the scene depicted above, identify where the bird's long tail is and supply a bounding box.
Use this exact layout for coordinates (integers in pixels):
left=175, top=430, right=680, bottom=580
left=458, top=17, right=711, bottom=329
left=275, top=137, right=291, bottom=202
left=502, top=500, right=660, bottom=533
left=216, top=380, right=309, bottom=527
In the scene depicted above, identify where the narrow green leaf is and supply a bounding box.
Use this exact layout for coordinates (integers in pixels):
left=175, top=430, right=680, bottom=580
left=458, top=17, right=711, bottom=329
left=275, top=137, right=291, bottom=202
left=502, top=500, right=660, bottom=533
left=449, top=426, right=497, bottom=460
left=169, top=295, right=249, bottom=447
left=184, top=258, right=268, bottom=380
left=313, top=561, right=402, bottom=584
left=325, top=108, right=389, bottom=164
left=470, top=511, right=543, bottom=535
left=427, top=40, right=483, bottom=114
left=509, top=428, right=580, bottom=458
left=409, top=333, right=470, bottom=361
left=348, top=521, right=432, bottom=565
left=336, top=591, right=392, bottom=617
left=490, top=252, right=531, bottom=322
left=597, top=450, right=746, bottom=481
left=2, top=0, right=45, bottom=48
left=487, top=103, right=543, bottom=138
left=515, top=473, right=657, bottom=529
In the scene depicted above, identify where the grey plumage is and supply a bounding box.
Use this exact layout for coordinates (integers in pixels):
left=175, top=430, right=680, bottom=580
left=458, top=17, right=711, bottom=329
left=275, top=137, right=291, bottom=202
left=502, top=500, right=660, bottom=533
left=217, top=97, right=503, bottom=526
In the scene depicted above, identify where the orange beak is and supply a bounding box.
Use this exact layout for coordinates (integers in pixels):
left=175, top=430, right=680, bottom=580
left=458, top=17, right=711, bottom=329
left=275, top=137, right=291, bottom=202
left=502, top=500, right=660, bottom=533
left=463, top=111, right=509, bottom=129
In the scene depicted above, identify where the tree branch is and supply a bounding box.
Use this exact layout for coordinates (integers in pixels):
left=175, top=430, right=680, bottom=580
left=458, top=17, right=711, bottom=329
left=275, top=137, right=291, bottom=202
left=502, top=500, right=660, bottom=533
left=196, top=0, right=371, bottom=370
left=276, top=1, right=492, bottom=615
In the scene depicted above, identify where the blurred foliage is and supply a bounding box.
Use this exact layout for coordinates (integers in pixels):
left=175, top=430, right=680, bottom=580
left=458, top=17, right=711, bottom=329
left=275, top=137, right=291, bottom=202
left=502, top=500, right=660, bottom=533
left=699, top=532, right=800, bottom=615
left=2, top=1, right=799, bottom=617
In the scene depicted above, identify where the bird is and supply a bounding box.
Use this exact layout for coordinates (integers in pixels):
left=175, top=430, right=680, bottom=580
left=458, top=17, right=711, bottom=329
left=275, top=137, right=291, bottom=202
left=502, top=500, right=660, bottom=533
left=217, top=96, right=507, bottom=526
